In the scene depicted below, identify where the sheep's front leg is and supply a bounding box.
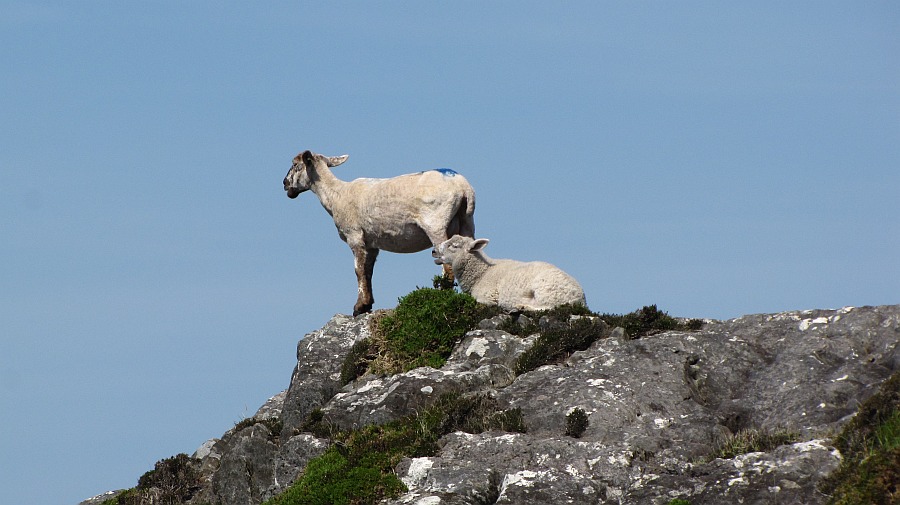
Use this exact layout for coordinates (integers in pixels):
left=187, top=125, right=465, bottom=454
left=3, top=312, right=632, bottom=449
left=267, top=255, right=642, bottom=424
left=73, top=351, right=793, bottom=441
left=351, top=246, right=379, bottom=316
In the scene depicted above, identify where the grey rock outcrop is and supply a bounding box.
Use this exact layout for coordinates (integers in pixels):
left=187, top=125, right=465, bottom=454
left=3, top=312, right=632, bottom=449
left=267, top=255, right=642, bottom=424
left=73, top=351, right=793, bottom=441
left=280, top=313, right=375, bottom=437
left=81, top=304, right=899, bottom=505
left=184, top=313, right=375, bottom=505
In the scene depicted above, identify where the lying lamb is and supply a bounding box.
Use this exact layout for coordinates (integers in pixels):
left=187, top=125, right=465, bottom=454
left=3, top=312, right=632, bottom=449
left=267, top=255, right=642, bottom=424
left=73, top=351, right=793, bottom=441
left=432, top=235, right=586, bottom=311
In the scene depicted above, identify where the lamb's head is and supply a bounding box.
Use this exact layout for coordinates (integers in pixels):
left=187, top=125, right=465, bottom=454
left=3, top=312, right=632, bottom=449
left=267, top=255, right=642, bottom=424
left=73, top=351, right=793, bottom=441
left=283, top=150, right=349, bottom=199
left=432, top=235, right=489, bottom=266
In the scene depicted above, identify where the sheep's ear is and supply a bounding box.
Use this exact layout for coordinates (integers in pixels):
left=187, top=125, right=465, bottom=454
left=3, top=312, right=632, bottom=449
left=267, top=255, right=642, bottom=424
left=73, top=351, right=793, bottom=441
left=301, top=150, right=316, bottom=165
left=470, top=238, right=489, bottom=251
left=326, top=154, right=349, bottom=167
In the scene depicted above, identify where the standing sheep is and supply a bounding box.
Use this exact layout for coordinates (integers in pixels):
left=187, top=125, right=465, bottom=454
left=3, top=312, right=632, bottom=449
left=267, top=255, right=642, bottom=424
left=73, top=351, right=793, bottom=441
left=283, top=150, right=476, bottom=316
left=432, top=235, right=586, bottom=312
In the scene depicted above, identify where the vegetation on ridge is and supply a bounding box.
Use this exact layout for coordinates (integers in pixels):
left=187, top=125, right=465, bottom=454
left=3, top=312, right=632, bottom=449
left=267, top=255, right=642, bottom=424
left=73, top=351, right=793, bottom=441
left=820, top=371, right=900, bottom=504
left=341, top=287, right=501, bottom=384
left=100, top=453, right=203, bottom=505
left=341, top=287, right=704, bottom=385
left=265, top=392, right=525, bottom=505
left=506, top=303, right=703, bottom=375
left=114, top=284, right=867, bottom=505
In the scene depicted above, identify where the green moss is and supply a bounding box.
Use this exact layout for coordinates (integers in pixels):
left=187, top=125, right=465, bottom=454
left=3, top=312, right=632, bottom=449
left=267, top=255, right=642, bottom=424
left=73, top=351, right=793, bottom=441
left=668, top=499, right=692, bottom=505
left=269, top=448, right=405, bottom=505
left=266, top=393, right=525, bottom=505
left=820, top=371, right=900, bottom=504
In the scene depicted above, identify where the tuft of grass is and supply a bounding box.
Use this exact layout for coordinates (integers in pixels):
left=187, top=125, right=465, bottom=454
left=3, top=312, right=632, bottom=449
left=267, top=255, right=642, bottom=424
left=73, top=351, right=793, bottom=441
left=668, top=499, right=692, bottom=505
left=343, top=288, right=501, bottom=381
left=265, top=392, right=525, bottom=505
left=873, top=410, right=900, bottom=452
left=820, top=371, right=900, bottom=504
left=712, top=428, right=800, bottom=460
left=599, top=305, right=702, bottom=339
left=565, top=408, right=590, bottom=438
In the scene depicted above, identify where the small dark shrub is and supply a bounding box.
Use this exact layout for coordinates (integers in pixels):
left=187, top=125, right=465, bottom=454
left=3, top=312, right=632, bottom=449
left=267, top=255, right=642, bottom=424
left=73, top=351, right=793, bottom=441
left=510, top=305, right=701, bottom=376
left=427, top=393, right=527, bottom=435
left=684, top=318, right=704, bottom=331
left=234, top=416, right=283, bottom=442
left=565, top=408, right=589, bottom=438
left=540, top=302, right=595, bottom=320
left=498, top=303, right=594, bottom=336
left=109, top=454, right=202, bottom=504
left=432, top=273, right=456, bottom=290
left=340, top=338, right=379, bottom=386
left=298, top=408, right=340, bottom=439
left=599, top=305, right=702, bottom=339
left=498, top=315, right=541, bottom=336
left=513, top=316, right=608, bottom=375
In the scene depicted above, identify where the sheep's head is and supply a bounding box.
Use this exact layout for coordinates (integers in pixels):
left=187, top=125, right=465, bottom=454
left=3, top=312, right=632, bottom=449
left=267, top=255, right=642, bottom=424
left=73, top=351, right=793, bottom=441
left=432, top=235, right=489, bottom=265
left=283, top=150, right=349, bottom=199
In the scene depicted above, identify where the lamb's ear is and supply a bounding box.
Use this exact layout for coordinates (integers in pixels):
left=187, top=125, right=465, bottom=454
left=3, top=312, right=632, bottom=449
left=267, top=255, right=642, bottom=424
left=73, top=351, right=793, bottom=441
left=470, top=238, right=490, bottom=252
left=301, top=150, right=316, bottom=165
left=325, top=154, right=349, bottom=167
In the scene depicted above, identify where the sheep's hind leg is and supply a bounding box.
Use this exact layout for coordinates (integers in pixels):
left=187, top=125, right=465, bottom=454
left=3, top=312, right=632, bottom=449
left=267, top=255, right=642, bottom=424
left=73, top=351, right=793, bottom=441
left=352, top=247, right=379, bottom=316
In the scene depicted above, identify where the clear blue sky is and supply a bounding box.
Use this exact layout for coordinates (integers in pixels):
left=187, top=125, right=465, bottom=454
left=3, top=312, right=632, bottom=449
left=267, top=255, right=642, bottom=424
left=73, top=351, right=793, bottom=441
left=2, top=2, right=897, bottom=504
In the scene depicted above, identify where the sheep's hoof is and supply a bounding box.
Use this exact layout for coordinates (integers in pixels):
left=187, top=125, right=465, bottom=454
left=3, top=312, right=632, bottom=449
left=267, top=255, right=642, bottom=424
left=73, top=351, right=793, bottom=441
left=353, top=304, right=373, bottom=317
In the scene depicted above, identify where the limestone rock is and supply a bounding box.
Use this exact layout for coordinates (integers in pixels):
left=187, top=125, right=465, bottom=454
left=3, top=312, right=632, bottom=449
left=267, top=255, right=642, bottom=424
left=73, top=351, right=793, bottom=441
left=80, top=304, right=899, bottom=505
left=280, top=313, right=375, bottom=437
left=387, top=304, right=897, bottom=504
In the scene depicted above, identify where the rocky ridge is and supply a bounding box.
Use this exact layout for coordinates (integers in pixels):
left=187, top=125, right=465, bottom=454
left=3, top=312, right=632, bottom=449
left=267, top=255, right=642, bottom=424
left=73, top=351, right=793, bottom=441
left=80, top=304, right=900, bottom=505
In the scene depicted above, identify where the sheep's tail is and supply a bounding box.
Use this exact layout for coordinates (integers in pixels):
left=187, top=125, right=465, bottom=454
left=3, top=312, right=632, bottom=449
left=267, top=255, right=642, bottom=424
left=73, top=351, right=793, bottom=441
left=458, top=189, right=476, bottom=238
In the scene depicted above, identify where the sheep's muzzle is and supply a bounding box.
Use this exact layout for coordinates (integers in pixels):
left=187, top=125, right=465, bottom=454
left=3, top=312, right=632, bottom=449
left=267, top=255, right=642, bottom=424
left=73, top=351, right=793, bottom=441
left=431, top=248, right=444, bottom=265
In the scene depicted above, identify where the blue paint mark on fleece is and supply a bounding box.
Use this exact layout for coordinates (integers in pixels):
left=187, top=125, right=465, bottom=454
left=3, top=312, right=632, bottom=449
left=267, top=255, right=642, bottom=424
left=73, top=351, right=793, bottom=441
left=433, top=168, right=458, bottom=177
